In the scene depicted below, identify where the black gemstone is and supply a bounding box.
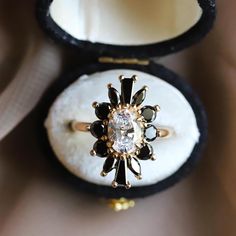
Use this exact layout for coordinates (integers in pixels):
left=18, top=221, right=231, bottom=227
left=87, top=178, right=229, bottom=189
left=121, top=78, right=133, bottom=104
left=141, top=106, right=157, bottom=122
left=108, top=87, right=120, bottom=106
left=131, top=88, right=146, bottom=106
left=114, top=159, right=127, bottom=186
left=103, top=156, right=115, bottom=173
left=95, top=102, right=111, bottom=120
left=127, top=157, right=141, bottom=177
left=90, top=120, right=107, bottom=138
left=137, top=144, right=153, bottom=160
left=93, top=140, right=108, bottom=157
left=144, top=125, right=157, bottom=142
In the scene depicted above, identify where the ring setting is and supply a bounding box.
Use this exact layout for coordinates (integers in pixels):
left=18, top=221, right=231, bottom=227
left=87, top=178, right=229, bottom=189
left=70, top=75, right=170, bottom=189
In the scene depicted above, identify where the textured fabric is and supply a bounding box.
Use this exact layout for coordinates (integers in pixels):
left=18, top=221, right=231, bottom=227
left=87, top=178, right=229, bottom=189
left=0, top=0, right=62, bottom=141
left=0, top=40, right=61, bottom=140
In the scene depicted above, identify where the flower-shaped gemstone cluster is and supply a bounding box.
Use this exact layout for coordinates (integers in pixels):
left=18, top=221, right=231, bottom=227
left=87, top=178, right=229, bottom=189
left=90, top=75, right=160, bottom=189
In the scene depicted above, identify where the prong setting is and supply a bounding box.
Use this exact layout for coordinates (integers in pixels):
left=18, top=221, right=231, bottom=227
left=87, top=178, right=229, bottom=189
left=107, top=83, right=112, bottom=89
left=112, top=181, right=118, bottom=188
left=90, top=150, right=96, bottom=156
left=92, top=101, right=98, bottom=108
left=155, top=105, right=161, bottom=112
left=88, top=75, right=161, bottom=188
left=132, top=75, right=138, bottom=82
left=119, top=75, right=125, bottom=81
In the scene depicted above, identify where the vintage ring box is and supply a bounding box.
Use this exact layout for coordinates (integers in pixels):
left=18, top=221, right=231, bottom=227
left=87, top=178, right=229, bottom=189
left=36, top=0, right=216, bottom=201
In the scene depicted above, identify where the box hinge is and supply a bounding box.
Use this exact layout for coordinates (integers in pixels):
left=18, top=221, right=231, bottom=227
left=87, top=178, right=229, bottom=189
left=98, top=57, right=149, bottom=66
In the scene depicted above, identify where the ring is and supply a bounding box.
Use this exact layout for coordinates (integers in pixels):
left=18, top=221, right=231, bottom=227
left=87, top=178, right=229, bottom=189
left=70, top=122, right=171, bottom=138
left=70, top=75, right=173, bottom=189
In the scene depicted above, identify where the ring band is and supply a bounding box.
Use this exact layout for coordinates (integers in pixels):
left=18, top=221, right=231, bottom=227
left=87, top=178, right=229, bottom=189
left=69, top=75, right=172, bottom=189
left=70, top=121, right=172, bottom=138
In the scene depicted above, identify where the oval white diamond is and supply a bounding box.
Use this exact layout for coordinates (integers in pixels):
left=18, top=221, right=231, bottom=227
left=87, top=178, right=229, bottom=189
left=108, top=109, right=142, bottom=153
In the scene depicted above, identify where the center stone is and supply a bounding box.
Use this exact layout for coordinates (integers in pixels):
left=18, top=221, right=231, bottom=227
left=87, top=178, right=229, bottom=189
left=108, top=108, right=142, bottom=153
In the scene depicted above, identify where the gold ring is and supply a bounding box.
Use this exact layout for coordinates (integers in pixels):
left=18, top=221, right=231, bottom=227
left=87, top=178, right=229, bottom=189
left=70, top=75, right=173, bottom=189
left=70, top=121, right=171, bottom=139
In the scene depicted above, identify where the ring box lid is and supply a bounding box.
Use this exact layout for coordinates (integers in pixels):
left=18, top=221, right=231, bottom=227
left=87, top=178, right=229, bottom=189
left=37, top=0, right=216, bottom=58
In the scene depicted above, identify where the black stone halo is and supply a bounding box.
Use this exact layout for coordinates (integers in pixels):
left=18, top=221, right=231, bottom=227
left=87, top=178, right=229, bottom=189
left=71, top=75, right=170, bottom=189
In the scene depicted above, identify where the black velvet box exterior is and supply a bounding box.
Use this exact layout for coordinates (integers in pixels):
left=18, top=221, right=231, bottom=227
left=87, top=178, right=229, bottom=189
left=36, top=0, right=216, bottom=198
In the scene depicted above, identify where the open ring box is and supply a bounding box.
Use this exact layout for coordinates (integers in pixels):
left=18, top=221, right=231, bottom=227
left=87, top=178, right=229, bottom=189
left=36, top=0, right=216, bottom=200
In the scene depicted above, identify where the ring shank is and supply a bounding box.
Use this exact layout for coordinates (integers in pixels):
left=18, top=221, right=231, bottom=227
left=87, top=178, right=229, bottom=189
left=70, top=121, right=91, bottom=132
left=70, top=121, right=172, bottom=138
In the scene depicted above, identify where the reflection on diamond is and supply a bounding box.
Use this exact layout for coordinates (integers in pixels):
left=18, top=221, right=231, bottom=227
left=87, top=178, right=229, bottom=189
left=108, top=109, right=142, bottom=153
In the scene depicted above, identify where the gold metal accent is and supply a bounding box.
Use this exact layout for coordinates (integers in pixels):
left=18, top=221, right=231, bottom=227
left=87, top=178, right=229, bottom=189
left=155, top=105, right=161, bottom=112
left=119, top=75, right=125, bottom=81
left=118, top=74, right=138, bottom=83
left=101, top=171, right=107, bottom=177
left=113, top=153, right=119, bottom=158
left=136, top=174, right=142, bottom=180
left=92, top=102, right=98, bottom=108
left=107, top=198, right=135, bottom=211
left=125, top=182, right=131, bottom=189
left=99, top=57, right=149, bottom=66
left=102, top=120, right=108, bottom=125
left=137, top=117, right=144, bottom=122
left=151, top=155, right=157, bottom=161
left=112, top=181, right=118, bottom=188
left=157, top=128, right=170, bottom=138
left=135, top=150, right=140, bottom=155
left=70, top=121, right=90, bottom=132
left=71, top=121, right=172, bottom=139
left=106, top=141, right=113, bottom=148
left=132, top=75, right=138, bottom=82
left=90, top=150, right=96, bottom=156
left=107, top=83, right=112, bottom=88
left=142, top=85, right=149, bottom=91
left=101, top=135, right=108, bottom=141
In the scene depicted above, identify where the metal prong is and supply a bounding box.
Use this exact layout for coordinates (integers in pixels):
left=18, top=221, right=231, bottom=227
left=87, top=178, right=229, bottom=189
left=113, top=153, right=119, bottom=159
left=112, top=181, right=118, bottom=188
left=142, top=122, right=148, bottom=128
left=151, top=155, right=157, bottom=161
left=108, top=148, right=114, bottom=154
left=142, top=85, right=149, bottom=91
left=136, top=174, right=142, bottom=180
left=101, top=171, right=107, bottom=177
left=135, top=148, right=140, bottom=155
left=127, top=154, right=133, bottom=159
left=90, top=150, right=96, bottom=156
left=154, top=105, right=161, bottom=112
left=92, top=102, right=98, bottom=108
left=102, top=120, right=108, bottom=125
left=125, top=182, right=131, bottom=189
left=136, top=117, right=143, bottom=122
left=69, top=120, right=76, bottom=132
left=132, top=75, right=138, bottom=82
left=101, top=135, right=108, bottom=141
left=107, top=83, right=112, bottom=88
left=119, top=75, right=125, bottom=81
left=106, top=141, right=113, bottom=148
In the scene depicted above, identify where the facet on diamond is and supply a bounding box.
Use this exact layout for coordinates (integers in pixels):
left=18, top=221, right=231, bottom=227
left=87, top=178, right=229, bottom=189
left=108, top=109, right=142, bottom=153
